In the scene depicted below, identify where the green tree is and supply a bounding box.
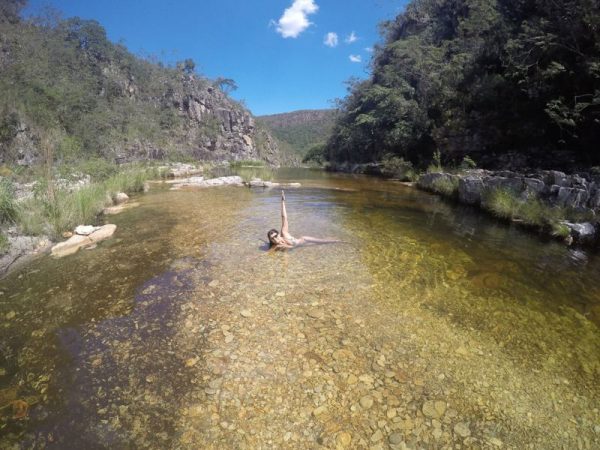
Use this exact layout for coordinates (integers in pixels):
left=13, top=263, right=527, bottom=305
left=0, top=0, right=26, bottom=24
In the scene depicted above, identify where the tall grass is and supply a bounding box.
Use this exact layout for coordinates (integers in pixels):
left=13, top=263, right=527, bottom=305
left=229, top=159, right=265, bottom=168
left=0, top=178, right=18, bottom=224
left=431, top=177, right=459, bottom=197
left=0, top=231, right=8, bottom=255
left=484, top=188, right=564, bottom=228
left=16, top=167, right=153, bottom=239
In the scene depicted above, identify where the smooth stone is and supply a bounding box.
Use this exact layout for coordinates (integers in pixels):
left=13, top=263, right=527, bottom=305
left=388, top=432, right=403, bottom=445
left=312, top=405, right=327, bottom=416
left=360, top=395, right=374, bottom=409
left=307, top=309, right=325, bottom=319
left=332, top=349, right=355, bottom=361
left=335, top=431, right=352, bottom=448
left=240, top=309, right=252, bottom=318
left=370, top=429, right=383, bottom=442
left=454, top=422, right=471, bottom=438
left=114, top=192, right=129, bottom=204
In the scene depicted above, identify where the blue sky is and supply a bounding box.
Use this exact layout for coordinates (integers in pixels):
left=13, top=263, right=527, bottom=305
left=25, top=1, right=407, bottom=115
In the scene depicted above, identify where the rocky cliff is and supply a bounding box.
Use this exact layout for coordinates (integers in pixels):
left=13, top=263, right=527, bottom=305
left=0, top=13, right=285, bottom=167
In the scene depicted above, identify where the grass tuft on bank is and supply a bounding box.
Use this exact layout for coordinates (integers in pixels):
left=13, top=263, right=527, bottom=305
left=482, top=187, right=591, bottom=233
left=430, top=177, right=459, bottom=197
left=0, top=178, right=18, bottom=224
left=15, top=167, right=152, bottom=240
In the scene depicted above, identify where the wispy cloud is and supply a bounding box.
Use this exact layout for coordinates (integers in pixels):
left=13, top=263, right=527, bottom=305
left=345, top=31, right=358, bottom=44
left=349, top=54, right=362, bottom=63
left=324, top=32, right=338, bottom=47
left=365, top=47, right=374, bottom=53
left=275, top=0, right=319, bottom=38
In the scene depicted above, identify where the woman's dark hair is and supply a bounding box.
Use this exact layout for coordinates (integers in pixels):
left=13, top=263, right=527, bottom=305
left=267, top=228, right=279, bottom=245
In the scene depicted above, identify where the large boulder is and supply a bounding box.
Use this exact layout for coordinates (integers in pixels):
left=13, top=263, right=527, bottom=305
left=557, top=187, right=589, bottom=208
left=523, top=177, right=545, bottom=195
left=543, top=170, right=569, bottom=187
left=486, top=176, right=524, bottom=193
left=562, top=222, right=597, bottom=244
left=588, top=189, right=600, bottom=209
left=458, top=176, right=485, bottom=206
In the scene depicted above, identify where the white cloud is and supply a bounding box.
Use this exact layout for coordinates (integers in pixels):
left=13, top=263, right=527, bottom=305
left=275, top=0, right=319, bottom=38
left=324, top=32, right=338, bottom=47
left=349, top=54, right=362, bottom=63
left=365, top=47, right=374, bottom=53
left=345, top=31, right=358, bottom=43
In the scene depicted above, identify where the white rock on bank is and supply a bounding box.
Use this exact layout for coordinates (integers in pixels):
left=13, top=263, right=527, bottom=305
left=51, top=224, right=117, bottom=257
left=74, top=225, right=100, bottom=236
left=114, top=192, right=129, bottom=204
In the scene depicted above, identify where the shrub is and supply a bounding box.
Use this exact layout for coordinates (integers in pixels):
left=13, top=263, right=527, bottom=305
left=229, top=159, right=265, bottom=168
left=0, top=178, right=18, bottom=224
left=79, top=158, right=119, bottom=181
left=105, top=169, right=148, bottom=197
left=18, top=198, right=47, bottom=236
left=551, top=222, right=571, bottom=239
left=381, top=155, right=415, bottom=180
left=302, top=143, right=327, bottom=165
left=427, top=150, right=443, bottom=173
left=460, top=155, right=477, bottom=170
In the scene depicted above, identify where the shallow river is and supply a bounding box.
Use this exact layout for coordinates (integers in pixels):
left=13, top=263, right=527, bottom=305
left=1, top=168, right=599, bottom=449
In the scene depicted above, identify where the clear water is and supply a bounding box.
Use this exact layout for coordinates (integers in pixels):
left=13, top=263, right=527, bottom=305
left=1, top=169, right=598, bottom=449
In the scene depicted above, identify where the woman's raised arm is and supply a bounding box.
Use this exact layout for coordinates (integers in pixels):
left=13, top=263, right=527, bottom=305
left=280, top=190, right=290, bottom=236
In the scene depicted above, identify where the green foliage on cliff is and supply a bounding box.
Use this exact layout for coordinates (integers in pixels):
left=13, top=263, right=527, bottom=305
left=0, top=3, right=273, bottom=167
left=327, top=0, right=600, bottom=169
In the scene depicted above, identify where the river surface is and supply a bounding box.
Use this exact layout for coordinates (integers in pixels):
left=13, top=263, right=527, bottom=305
left=1, top=168, right=599, bottom=449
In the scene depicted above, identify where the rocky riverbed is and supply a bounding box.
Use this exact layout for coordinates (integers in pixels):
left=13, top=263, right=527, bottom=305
left=1, top=175, right=598, bottom=449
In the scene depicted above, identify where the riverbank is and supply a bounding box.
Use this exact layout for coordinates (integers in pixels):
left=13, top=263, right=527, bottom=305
left=326, top=162, right=600, bottom=247
left=0, top=163, right=161, bottom=277
left=418, top=169, right=600, bottom=247
left=0, top=161, right=303, bottom=276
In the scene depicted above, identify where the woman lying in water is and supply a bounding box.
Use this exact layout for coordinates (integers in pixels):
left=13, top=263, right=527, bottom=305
left=267, top=190, right=342, bottom=250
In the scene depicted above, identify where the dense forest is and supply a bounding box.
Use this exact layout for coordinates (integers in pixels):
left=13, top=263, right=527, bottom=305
left=257, top=109, right=337, bottom=160
left=326, top=0, right=600, bottom=170
left=0, top=0, right=286, bottom=168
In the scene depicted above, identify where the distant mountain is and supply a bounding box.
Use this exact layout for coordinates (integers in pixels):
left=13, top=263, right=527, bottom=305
left=257, top=109, right=337, bottom=158
left=0, top=4, right=287, bottom=167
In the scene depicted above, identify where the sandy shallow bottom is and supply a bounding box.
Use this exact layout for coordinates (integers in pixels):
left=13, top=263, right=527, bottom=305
left=1, top=176, right=599, bottom=449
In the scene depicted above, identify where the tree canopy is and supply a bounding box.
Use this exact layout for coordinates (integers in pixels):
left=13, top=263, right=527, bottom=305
left=326, top=0, right=600, bottom=169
